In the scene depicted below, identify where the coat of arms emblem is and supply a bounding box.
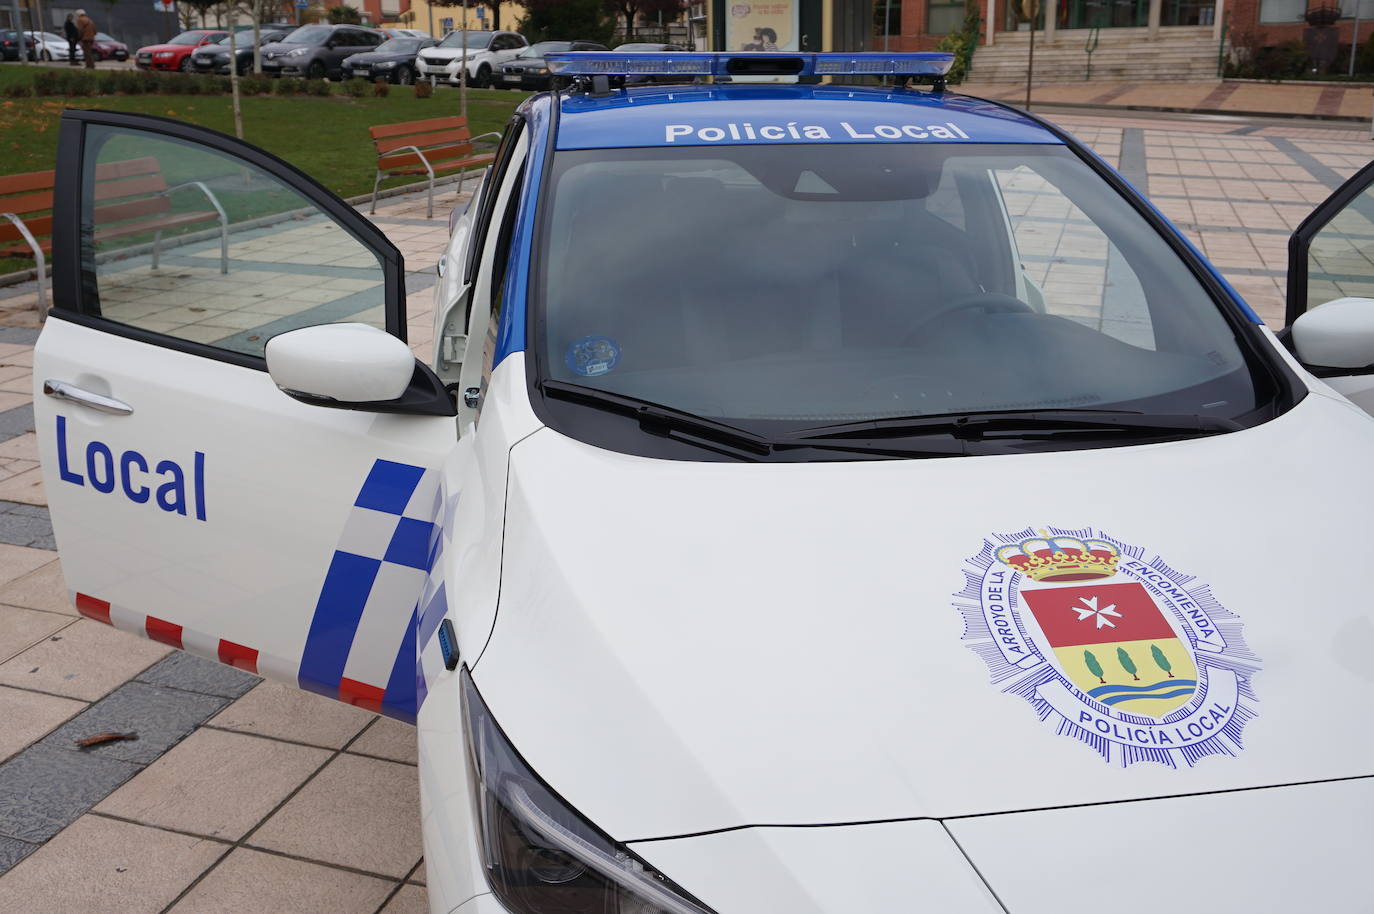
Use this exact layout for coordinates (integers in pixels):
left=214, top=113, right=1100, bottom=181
left=955, top=527, right=1261, bottom=767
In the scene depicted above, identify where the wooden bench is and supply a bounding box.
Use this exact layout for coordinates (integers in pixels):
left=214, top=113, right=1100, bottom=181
left=0, top=157, right=229, bottom=316
left=369, top=115, right=501, bottom=219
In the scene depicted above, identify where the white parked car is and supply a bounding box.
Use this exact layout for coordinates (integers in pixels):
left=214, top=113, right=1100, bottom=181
left=34, top=52, right=1374, bottom=913
left=415, top=27, right=525, bottom=87
left=27, top=30, right=80, bottom=61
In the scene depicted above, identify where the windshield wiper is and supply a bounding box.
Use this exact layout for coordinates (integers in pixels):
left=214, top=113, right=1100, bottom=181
left=540, top=380, right=777, bottom=460
left=787, top=408, right=1243, bottom=442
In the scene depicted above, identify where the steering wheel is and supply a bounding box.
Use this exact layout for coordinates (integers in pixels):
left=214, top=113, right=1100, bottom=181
left=903, top=292, right=1035, bottom=345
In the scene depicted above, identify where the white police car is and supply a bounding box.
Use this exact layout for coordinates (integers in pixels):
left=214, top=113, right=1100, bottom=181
left=34, top=52, right=1374, bottom=913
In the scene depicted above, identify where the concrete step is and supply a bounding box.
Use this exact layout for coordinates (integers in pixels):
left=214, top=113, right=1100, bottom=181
left=969, top=26, right=1223, bottom=82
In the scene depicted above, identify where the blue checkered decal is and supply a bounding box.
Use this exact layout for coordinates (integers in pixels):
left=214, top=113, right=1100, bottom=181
left=299, top=459, right=447, bottom=721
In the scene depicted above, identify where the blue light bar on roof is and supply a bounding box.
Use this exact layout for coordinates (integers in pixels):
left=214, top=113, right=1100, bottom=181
left=544, top=51, right=954, bottom=79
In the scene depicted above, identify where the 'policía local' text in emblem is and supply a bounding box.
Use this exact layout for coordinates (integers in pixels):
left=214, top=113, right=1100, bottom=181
left=955, top=528, right=1262, bottom=768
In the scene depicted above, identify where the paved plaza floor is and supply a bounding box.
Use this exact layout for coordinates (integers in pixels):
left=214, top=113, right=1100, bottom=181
left=0, top=106, right=1367, bottom=913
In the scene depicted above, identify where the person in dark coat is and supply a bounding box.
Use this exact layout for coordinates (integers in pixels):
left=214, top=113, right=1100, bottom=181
left=63, top=14, right=79, bottom=64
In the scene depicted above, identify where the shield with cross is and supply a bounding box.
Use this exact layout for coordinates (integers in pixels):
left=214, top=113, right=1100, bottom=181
left=1020, top=580, right=1198, bottom=718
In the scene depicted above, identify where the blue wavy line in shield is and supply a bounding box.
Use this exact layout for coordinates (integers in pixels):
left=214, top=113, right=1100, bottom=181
left=1087, top=678, right=1198, bottom=707
left=1088, top=679, right=1198, bottom=698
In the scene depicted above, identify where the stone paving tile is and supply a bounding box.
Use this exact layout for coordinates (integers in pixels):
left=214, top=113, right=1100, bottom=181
left=0, top=604, right=71, bottom=662
left=96, top=728, right=330, bottom=841
left=0, top=499, right=54, bottom=549
left=348, top=714, right=419, bottom=765
left=0, top=467, right=44, bottom=506
left=208, top=679, right=374, bottom=749
left=41, top=680, right=231, bottom=765
left=0, top=814, right=224, bottom=913
left=0, top=834, right=35, bottom=872
left=0, top=558, right=72, bottom=615
left=0, top=683, right=85, bottom=762
left=167, top=846, right=395, bottom=914
left=134, top=650, right=260, bottom=700
left=0, top=403, right=32, bottom=444
left=381, top=883, right=430, bottom=913
left=249, top=751, right=423, bottom=879
left=0, top=618, right=170, bottom=700
left=0, top=743, right=140, bottom=843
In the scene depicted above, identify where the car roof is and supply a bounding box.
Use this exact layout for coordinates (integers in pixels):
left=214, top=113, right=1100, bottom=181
left=554, top=84, right=1064, bottom=151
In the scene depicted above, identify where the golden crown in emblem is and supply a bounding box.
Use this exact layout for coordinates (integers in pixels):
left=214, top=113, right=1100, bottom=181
left=995, top=535, right=1119, bottom=582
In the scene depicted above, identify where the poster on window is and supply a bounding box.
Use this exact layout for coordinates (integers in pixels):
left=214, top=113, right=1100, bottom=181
left=727, top=1, right=799, bottom=52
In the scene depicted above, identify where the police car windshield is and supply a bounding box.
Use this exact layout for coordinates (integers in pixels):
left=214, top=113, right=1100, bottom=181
left=537, top=142, right=1266, bottom=454
left=438, top=30, right=492, bottom=49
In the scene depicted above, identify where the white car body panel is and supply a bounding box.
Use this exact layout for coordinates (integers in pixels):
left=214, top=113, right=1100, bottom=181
left=416, top=32, right=525, bottom=83
left=628, top=821, right=1005, bottom=914
left=473, top=390, right=1374, bottom=840
left=947, top=777, right=1374, bottom=913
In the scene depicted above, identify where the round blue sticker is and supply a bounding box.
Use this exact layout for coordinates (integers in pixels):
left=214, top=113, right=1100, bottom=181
left=565, top=335, right=621, bottom=377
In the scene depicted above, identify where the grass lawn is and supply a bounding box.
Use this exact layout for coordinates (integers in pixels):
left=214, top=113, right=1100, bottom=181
left=0, top=65, right=527, bottom=274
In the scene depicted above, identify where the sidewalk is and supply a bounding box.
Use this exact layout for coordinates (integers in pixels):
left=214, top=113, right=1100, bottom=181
left=962, top=79, right=1374, bottom=121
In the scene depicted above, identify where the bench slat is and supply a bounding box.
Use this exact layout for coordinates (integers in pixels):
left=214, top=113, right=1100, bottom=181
left=0, top=214, right=54, bottom=250
left=94, top=210, right=218, bottom=242
left=93, top=156, right=163, bottom=181
left=369, top=115, right=467, bottom=140
left=378, top=142, right=477, bottom=171
left=380, top=152, right=495, bottom=177
left=0, top=170, right=56, bottom=197
left=0, top=190, right=54, bottom=217
left=92, top=196, right=176, bottom=227
left=95, top=174, right=170, bottom=202
left=373, top=127, right=473, bottom=156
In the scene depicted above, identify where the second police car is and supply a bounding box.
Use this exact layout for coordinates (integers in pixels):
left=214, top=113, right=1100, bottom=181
left=35, top=52, right=1374, bottom=913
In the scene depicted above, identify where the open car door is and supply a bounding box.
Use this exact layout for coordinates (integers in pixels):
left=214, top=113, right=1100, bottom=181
left=1286, top=158, right=1374, bottom=416
left=36, top=110, right=457, bottom=722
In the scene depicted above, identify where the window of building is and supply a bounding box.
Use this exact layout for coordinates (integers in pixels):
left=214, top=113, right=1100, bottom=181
left=874, top=0, right=901, bottom=35
left=928, top=0, right=965, bottom=34
left=1258, top=0, right=1304, bottom=21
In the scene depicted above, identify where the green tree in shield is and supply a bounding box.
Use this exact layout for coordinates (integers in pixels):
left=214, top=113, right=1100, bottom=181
left=1150, top=644, right=1175, bottom=678
left=1117, top=646, right=1140, bottom=681
left=1083, top=649, right=1105, bottom=684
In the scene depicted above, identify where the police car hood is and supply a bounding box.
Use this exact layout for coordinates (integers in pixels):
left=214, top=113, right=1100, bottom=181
left=473, top=390, right=1374, bottom=841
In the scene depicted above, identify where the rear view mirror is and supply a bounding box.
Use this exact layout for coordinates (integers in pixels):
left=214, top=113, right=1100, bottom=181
left=1291, top=297, right=1374, bottom=369
left=267, top=323, right=414, bottom=402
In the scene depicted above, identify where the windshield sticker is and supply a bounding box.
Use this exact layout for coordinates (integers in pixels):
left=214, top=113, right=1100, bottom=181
left=664, top=120, right=971, bottom=144
left=954, top=527, right=1261, bottom=768
left=565, top=335, right=621, bottom=377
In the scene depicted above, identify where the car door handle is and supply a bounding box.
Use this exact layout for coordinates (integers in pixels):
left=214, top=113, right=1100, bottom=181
left=43, top=380, right=134, bottom=416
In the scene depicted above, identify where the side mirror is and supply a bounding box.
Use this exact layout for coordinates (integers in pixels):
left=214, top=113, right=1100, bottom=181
left=1291, top=297, right=1374, bottom=369
left=267, top=323, right=414, bottom=403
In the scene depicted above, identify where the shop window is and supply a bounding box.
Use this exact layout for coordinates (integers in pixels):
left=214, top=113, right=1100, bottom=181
left=875, top=0, right=902, bottom=35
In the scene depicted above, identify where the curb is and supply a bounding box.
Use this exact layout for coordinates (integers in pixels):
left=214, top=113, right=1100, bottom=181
left=999, top=97, right=1374, bottom=124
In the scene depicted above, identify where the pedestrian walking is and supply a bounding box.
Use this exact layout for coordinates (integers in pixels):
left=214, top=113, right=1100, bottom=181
left=63, top=14, right=79, bottom=65
left=75, top=9, right=96, bottom=69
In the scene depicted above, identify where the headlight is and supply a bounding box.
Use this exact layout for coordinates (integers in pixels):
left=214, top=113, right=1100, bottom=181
left=535, top=67, right=548, bottom=74
left=287, top=47, right=308, bottom=56
left=462, top=669, right=715, bottom=914
left=154, top=51, right=174, bottom=58
left=374, top=60, right=394, bottom=68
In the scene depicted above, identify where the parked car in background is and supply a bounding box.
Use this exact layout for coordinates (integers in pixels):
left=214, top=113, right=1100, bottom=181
left=89, top=32, right=129, bottom=61
left=416, top=29, right=526, bottom=87
left=381, top=27, right=430, bottom=40
left=498, top=39, right=608, bottom=90
left=189, top=28, right=291, bottom=75
left=136, top=30, right=227, bottom=71
left=260, top=24, right=383, bottom=79
left=342, top=36, right=436, bottom=85
left=27, top=30, right=81, bottom=61
left=0, top=30, right=36, bottom=60
left=615, top=41, right=689, bottom=84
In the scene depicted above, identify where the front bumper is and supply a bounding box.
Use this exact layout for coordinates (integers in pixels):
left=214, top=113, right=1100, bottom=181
left=498, top=70, right=548, bottom=90
left=417, top=60, right=464, bottom=83
left=137, top=55, right=180, bottom=70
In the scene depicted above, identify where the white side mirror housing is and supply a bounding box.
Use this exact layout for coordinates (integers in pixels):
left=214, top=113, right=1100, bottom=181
left=266, top=323, right=414, bottom=403
left=1291, top=297, right=1374, bottom=369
